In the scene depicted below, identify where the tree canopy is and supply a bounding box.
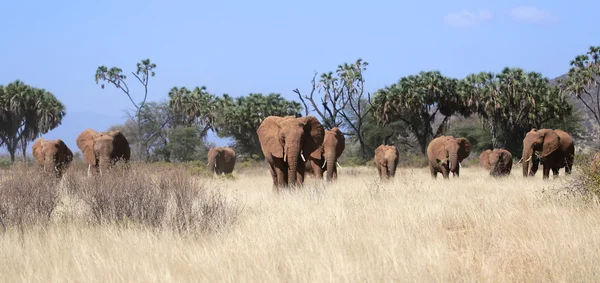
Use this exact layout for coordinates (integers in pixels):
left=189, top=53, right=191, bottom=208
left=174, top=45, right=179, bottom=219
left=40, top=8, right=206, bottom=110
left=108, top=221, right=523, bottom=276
left=0, top=80, right=66, bottom=162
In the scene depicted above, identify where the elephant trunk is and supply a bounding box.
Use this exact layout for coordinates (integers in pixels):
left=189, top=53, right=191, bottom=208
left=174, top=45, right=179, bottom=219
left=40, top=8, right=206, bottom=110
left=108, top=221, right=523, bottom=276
left=449, top=152, right=459, bottom=172
left=325, top=151, right=337, bottom=181
left=387, top=158, right=397, bottom=177
left=286, top=142, right=300, bottom=187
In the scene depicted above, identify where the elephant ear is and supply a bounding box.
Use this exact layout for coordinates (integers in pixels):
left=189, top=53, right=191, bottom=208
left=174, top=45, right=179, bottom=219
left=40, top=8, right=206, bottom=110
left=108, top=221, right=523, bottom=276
left=76, top=128, right=99, bottom=165
left=32, top=138, right=45, bottom=165
left=300, top=116, right=325, bottom=160
left=479, top=149, right=492, bottom=170
left=331, top=127, right=346, bottom=157
left=257, top=116, right=284, bottom=159
left=57, top=139, right=73, bottom=163
left=375, top=145, right=386, bottom=166
left=456, top=137, right=472, bottom=162
left=540, top=130, right=560, bottom=158
left=111, top=130, right=131, bottom=159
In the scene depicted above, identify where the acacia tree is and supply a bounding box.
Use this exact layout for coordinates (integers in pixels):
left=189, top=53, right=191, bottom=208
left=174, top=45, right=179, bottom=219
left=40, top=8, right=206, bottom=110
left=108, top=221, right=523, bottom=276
left=559, top=46, right=600, bottom=125
left=460, top=67, right=573, bottom=154
left=0, top=80, right=66, bottom=162
left=295, top=59, right=372, bottom=158
left=167, top=85, right=217, bottom=137
left=94, top=59, right=158, bottom=160
left=371, top=71, right=470, bottom=154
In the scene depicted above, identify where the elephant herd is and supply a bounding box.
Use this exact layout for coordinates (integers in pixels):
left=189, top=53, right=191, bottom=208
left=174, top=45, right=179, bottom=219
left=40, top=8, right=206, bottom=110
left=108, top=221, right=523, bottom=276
left=32, top=128, right=132, bottom=177
left=29, top=121, right=576, bottom=187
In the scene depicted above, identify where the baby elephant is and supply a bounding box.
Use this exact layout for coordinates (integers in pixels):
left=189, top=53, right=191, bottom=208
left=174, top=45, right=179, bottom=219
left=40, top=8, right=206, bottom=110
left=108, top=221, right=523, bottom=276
left=375, top=144, right=399, bottom=180
left=479, top=148, right=513, bottom=177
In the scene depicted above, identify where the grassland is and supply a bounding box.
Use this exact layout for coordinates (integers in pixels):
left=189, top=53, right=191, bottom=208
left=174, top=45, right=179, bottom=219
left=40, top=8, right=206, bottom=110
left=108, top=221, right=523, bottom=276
left=1, top=162, right=600, bottom=282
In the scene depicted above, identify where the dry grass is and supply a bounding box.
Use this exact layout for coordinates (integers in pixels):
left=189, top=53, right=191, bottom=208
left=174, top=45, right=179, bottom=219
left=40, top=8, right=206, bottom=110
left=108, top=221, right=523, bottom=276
left=1, top=162, right=600, bottom=282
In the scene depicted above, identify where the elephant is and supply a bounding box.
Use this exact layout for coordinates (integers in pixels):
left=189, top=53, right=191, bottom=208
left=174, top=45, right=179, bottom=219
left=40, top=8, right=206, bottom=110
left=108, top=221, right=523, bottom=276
left=76, top=128, right=131, bottom=176
left=31, top=137, right=74, bottom=178
left=427, top=136, right=472, bottom=179
left=519, top=128, right=574, bottom=179
left=207, top=146, right=236, bottom=175
left=304, top=127, right=346, bottom=181
left=374, top=144, right=399, bottom=180
left=257, top=115, right=325, bottom=189
left=479, top=148, right=513, bottom=177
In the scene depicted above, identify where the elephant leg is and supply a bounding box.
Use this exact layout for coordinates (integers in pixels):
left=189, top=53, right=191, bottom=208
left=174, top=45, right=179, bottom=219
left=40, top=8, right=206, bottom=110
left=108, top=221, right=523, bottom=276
left=552, top=168, right=559, bottom=178
left=268, top=164, right=278, bottom=186
left=542, top=165, right=550, bottom=180
left=454, top=166, right=460, bottom=178
left=565, top=158, right=573, bottom=175
left=429, top=165, right=437, bottom=179
left=311, top=161, right=323, bottom=179
left=377, top=166, right=383, bottom=179
left=441, top=166, right=449, bottom=179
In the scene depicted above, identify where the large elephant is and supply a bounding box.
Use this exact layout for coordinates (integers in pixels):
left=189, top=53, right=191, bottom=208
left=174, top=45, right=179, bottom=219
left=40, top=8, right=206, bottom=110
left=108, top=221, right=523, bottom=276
left=32, top=137, right=74, bottom=178
left=427, top=136, right=472, bottom=179
left=479, top=148, right=513, bottom=177
left=305, top=127, right=346, bottom=181
left=76, top=128, right=131, bottom=176
left=374, top=144, right=399, bottom=180
left=519, top=128, right=574, bottom=179
left=257, top=115, right=324, bottom=189
left=207, top=147, right=236, bottom=175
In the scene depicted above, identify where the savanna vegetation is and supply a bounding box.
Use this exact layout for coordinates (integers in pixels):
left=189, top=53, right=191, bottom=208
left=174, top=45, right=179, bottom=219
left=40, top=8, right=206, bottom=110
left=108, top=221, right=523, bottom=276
left=1, top=45, right=600, bottom=281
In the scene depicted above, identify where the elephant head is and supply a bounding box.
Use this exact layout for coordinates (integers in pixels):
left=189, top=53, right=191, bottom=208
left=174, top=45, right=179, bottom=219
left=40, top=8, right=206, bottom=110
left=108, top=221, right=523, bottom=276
left=322, top=127, right=345, bottom=181
left=76, top=128, right=131, bottom=175
left=479, top=148, right=513, bottom=176
left=207, top=146, right=236, bottom=175
left=32, top=137, right=73, bottom=177
left=433, top=136, right=472, bottom=173
left=519, top=128, right=560, bottom=177
left=257, top=115, right=324, bottom=187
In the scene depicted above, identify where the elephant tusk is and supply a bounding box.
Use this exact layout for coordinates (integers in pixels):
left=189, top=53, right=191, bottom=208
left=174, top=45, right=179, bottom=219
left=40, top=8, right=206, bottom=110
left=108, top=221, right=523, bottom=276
left=283, top=153, right=287, bottom=162
left=54, top=166, right=59, bottom=173
left=322, top=160, right=327, bottom=169
left=301, top=152, right=306, bottom=162
left=458, top=162, right=462, bottom=168
left=525, top=156, right=532, bottom=162
left=336, top=162, right=342, bottom=169
left=518, top=158, right=523, bottom=164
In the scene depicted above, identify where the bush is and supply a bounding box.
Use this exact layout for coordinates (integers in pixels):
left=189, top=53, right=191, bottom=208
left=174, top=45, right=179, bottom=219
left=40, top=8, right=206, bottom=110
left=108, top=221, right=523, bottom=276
left=0, top=167, right=60, bottom=230
left=1, top=163, right=242, bottom=235
left=560, top=151, right=600, bottom=202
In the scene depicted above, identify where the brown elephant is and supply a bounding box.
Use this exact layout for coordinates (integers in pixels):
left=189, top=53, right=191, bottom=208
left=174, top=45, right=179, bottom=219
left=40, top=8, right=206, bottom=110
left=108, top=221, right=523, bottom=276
left=427, top=136, right=472, bottom=179
left=374, top=144, right=399, bottom=180
left=479, top=148, right=513, bottom=177
left=305, top=127, right=346, bottom=181
left=257, top=115, right=324, bottom=189
left=32, top=137, right=74, bottom=178
left=519, top=128, right=574, bottom=179
left=207, top=146, right=236, bottom=175
left=76, top=128, right=131, bottom=176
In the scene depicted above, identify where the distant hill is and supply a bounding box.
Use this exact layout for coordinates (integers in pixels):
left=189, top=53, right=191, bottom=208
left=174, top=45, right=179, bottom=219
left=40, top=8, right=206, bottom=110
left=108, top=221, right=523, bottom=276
left=550, top=74, right=600, bottom=153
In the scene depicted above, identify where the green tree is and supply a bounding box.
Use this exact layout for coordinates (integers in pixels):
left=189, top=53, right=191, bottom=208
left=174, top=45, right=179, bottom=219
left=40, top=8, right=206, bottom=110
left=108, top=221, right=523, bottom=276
left=0, top=80, right=66, bottom=162
left=559, top=46, right=600, bottom=126
left=214, top=93, right=302, bottom=159
left=95, top=59, right=157, bottom=160
left=168, top=126, right=208, bottom=162
left=371, top=71, right=471, bottom=154
left=167, top=85, right=217, bottom=136
left=460, top=68, right=572, bottom=155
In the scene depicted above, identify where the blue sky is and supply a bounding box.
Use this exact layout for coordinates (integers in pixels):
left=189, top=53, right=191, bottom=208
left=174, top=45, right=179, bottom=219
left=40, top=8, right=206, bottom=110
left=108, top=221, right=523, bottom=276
left=0, top=0, right=598, bottom=153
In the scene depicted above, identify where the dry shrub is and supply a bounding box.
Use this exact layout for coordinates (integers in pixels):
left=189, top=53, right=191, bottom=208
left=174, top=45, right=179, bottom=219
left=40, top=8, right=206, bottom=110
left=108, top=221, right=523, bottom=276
left=64, top=164, right=241, bottom=234
left=0, top=167, right=59, bottom=229
left=557, top=152, right=600, bottom=203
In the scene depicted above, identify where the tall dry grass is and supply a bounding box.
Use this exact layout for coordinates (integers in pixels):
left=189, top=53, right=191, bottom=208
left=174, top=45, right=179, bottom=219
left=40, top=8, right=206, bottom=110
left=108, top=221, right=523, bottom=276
left=1, top=162, right=600, bottom=282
